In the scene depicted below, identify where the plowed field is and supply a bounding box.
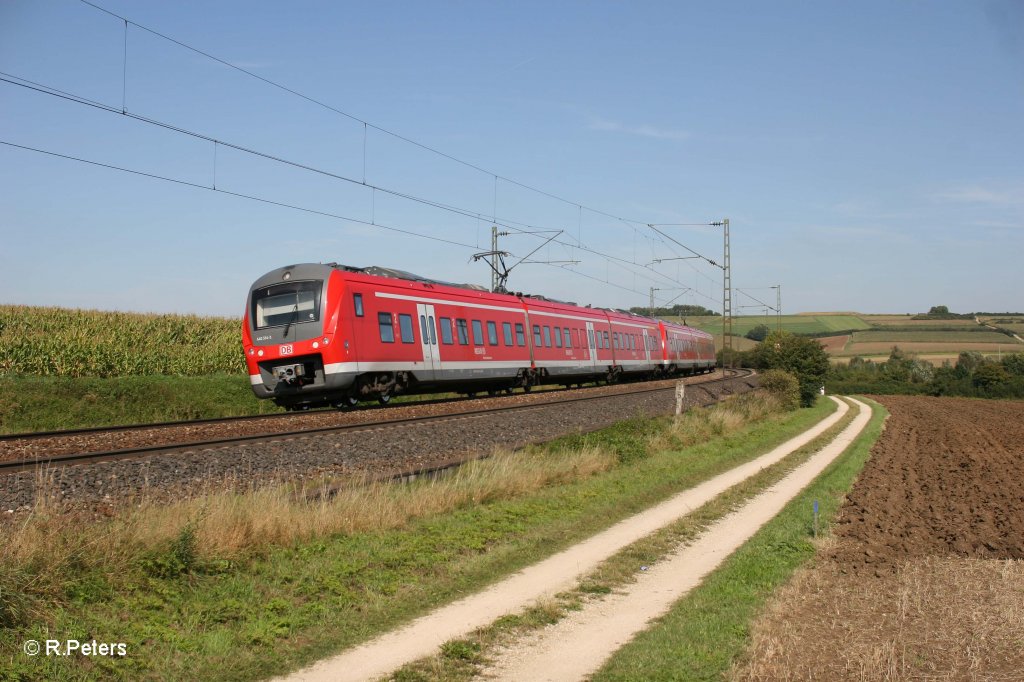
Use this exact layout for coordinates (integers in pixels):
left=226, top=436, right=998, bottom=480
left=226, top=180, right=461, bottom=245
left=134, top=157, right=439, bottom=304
left=735, top=396, right=1024, bottom=680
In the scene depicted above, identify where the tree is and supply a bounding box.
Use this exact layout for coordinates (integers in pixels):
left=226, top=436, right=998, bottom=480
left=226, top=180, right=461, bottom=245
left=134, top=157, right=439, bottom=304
left=973, top=362, right=1009, bottom=390
left=928, top=305, right=950, bottom=316
left=747, top=331, right=830, bottom=407
left=1002, top=353, right=1024, bottom=376
left=955, top=351, right=984, bottom=377
left=745, top=324, right=770, bottom=342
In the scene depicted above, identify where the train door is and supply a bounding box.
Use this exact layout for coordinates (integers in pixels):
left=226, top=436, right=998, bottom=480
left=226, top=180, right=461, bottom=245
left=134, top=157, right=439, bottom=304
left=642, top=329, right=652, bottom=362
left=585, top=321, right=598, bottom=370
left=416, top=303, right=438, bottom=381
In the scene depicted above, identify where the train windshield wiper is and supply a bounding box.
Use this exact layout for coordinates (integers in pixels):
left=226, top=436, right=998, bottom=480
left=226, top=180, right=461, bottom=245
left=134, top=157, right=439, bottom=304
left=282, top=300, right=298, bottom=338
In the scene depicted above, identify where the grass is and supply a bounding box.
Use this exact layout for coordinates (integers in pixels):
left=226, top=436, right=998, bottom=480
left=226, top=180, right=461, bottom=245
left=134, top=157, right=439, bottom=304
left=0, top=375, right=285, bottom=433
left=591, top=397, right=886, bottom=681
left=0, top=393, right=835, bottom=681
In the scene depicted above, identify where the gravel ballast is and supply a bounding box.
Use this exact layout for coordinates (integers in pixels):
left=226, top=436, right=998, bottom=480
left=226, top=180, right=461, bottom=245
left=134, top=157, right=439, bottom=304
left=1, top=373, right=757, bottom=516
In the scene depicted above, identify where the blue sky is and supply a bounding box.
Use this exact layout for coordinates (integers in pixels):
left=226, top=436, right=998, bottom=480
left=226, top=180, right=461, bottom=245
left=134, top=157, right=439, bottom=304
left=1, top=0, right=1022, bottom=317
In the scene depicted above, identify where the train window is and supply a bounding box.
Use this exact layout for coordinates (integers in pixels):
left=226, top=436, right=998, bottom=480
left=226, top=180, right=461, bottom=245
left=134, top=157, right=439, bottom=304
left=543, top=326, right=552, bottom=347
left=253, top=279, right=322, bottom=330
left=564, top=327, right=571, bottom=348
left=378, top=312, right=394, bottom=343
left=515, top=323, right=526, bottom=346
left=472, top=319, right=484, bottom=345
left=596, top=331, right=603, bottom=349
left=614, top=333, right=621, bottom=350
left=457, top=319, right=469, bottom=345
left=399, top=314, right=415, bottom=344
left=533, top=325, right=543, bottom=347
left=603, top=331, right=610, bottom=348
left=553, top=327, right=562, bottom=348
left=428, top=316, right=436, bottom=344
left=503, top=322, right=514, bottom=346
left=487, top=321, right=498, bottom=346
left=588, top=329, right=595, bottom=348
left=440, top=317, right=454, bottom=345
left=354, top=293, right=364, bottom=317
left=420, top=315, right=428, bottom=340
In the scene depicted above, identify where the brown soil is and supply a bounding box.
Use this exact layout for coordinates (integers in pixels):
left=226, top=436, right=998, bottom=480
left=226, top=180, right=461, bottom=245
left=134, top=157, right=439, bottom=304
left=817, top=334, right=850, bottom=353
left=830, top=395, right=1024, bottom=574
left=734, top=396, right=1024, bottom=681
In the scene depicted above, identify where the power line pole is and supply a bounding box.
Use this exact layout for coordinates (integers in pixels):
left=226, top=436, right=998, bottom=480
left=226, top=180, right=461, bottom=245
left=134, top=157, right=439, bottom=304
left=712, top=218, right=732, bottom=372
left=776, top=284, right=782, bottom=332
left=491, top=225, right=506, bottom=293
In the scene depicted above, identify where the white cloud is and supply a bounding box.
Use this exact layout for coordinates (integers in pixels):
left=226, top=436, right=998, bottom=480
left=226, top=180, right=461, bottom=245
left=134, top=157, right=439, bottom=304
left=933, top=184, right=1024, bottom=206
left=587, top=118, right=690, bottom=141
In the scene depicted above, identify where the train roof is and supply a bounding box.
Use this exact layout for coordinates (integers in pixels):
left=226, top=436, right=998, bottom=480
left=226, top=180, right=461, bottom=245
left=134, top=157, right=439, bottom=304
left=322, top=262, right=711, bottom=336
left=328, top=263, right=489, bottom=292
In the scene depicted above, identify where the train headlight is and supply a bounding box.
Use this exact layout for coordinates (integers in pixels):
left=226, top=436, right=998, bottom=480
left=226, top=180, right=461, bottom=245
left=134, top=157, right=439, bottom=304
left=323, top=337, right=329, bottom=345
left=248, top=348, right=255, bottom=356
left=257, top=349, right=264, bottom=357
left=312, top=341, right=319, bottom=349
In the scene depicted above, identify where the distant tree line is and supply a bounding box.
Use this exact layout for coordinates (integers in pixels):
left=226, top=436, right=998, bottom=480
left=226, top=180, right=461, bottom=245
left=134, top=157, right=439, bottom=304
left=828, top=348, right=1024, bottom=398
left=630, top=304, right=719, bottom=318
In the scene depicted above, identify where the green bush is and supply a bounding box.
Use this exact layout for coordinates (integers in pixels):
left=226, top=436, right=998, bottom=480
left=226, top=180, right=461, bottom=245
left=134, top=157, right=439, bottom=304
left=759, top=369, right=800, bottom=410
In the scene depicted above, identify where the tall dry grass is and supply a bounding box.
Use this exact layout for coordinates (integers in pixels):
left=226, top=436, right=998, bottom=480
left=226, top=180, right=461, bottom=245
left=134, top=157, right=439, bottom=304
left=733, top=555, right=1024, bottom=681
left=647, top=391, right=784, bottom=454
left=0, top=446, right=615, bottom=624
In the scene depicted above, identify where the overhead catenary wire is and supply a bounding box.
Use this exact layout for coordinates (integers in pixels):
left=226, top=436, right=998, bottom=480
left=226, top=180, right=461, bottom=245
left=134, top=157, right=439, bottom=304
left=78, top=0, right=725, bottom=290
left=77, top=0, right=654, bottom=231
left=14, top=1, right=731, bottom=305
left=0, top=139, right=479, bottom=251
left=0, top=137, right=678, bottom=302
left=0, top=70, right=692, bottom=294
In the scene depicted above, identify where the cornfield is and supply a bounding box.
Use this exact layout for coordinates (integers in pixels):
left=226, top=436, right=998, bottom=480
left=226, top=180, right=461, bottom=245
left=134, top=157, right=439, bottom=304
left=0, top=305, right=245, bottom=377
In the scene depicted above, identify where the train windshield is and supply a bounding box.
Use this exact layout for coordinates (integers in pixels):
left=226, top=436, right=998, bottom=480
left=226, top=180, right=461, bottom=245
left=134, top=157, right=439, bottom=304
left=252, top=280, right=322, bottom=330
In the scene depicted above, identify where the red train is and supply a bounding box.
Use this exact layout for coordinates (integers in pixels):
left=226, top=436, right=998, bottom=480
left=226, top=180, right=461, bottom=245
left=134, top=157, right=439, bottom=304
left=242, top=263, right=717, bottom=409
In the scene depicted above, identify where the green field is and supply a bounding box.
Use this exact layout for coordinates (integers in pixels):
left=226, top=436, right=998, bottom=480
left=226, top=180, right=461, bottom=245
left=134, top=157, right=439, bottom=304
left=680, top=315, right=870, bottom=337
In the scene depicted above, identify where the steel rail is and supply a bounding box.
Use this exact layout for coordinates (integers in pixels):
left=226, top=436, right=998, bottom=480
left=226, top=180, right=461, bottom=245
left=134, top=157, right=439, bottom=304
left=0, top=370, right=753, bottom=475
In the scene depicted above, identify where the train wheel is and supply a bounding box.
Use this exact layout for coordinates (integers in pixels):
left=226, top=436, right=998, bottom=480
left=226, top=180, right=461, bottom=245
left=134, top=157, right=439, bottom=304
left=378, top=393, right=392, bottom=406
left=522, top=384, right=532, bottom=393
left=504, top=387, right=514, bottom=395
left=467, top=392, right=477, bottom=399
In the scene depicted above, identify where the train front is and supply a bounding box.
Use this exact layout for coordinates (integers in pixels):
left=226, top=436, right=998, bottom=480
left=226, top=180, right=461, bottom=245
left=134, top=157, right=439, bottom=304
left=242, top=263, right=349, bottom=409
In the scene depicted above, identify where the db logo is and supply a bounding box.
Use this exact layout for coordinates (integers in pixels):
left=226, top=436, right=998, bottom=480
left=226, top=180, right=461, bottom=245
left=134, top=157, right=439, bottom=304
left=280, top=344, right=294, bottom=356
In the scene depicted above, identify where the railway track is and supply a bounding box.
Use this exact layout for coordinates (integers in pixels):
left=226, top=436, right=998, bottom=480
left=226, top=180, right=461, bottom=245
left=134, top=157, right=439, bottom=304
left=0, top=370, right=753, bottom=476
